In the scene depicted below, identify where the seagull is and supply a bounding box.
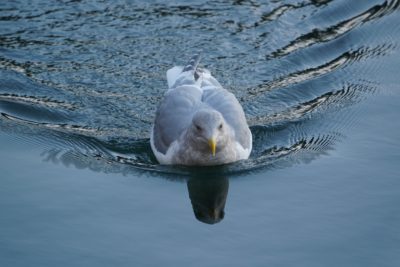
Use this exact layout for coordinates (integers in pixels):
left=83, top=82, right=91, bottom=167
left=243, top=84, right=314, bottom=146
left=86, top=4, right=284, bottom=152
left=150, top=54, right=252, bottom=166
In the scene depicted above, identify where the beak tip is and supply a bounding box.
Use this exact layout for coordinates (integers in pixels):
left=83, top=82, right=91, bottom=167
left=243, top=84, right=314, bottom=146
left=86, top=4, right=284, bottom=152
left=208, top=138, right=217, bottom=157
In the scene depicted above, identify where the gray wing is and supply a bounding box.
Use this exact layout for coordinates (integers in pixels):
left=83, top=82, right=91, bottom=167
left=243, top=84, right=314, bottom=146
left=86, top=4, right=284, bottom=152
left=202, top=88, right=251, bottom=150
left=153, top=86, right=202, bottom=154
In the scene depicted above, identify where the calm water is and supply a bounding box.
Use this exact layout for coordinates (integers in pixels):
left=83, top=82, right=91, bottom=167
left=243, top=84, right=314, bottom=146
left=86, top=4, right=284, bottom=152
left=1, top=0, right=400, bottom=266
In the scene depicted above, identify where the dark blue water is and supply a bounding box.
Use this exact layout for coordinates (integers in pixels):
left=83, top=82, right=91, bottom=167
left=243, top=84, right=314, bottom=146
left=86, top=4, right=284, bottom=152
left=1, top=0, right=400, bottom=266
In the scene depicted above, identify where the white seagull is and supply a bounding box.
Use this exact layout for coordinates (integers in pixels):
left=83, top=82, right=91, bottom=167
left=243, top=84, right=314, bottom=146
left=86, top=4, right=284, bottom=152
left=150, top=54, right=252, bottom=166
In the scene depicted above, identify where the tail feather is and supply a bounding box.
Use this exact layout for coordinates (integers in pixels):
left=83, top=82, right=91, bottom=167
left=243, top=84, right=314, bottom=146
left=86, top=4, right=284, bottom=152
left=166, top=53, right=203, bottom=89
left=182, top=54, right=201, bottom=73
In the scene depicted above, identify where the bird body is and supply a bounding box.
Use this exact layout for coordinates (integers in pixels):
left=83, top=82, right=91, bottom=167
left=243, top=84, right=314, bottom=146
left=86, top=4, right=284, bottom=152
left=150, top=55, right=252, bottom=166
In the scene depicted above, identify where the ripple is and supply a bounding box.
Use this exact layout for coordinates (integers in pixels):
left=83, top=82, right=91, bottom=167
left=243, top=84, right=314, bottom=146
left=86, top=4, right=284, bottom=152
left=0, top=112, right=102, bottom=136
left=0, top=93, right=75, bottom=110
left=248, top=83, right=376, bottom=126
left=0, top=104, right=342, bottom=176
left=1, top=0, right=399, bottom=177
left=258, top=4, right=295, bottom=23
left=0, top=105, right=344, bottom=176
left=35, top=132, right=341, bottom=176
left=249, top=51, right=351, bottom=96
left=271, top=0, right=400, bottom=58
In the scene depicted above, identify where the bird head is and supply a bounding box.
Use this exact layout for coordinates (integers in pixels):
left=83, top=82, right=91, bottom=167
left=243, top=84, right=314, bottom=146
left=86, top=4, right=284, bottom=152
left=191, top=109, right=228, bottom=156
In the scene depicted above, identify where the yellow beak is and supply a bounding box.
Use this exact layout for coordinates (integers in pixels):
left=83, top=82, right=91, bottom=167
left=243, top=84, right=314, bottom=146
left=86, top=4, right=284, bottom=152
left=208, top=138, right=217, bottom=156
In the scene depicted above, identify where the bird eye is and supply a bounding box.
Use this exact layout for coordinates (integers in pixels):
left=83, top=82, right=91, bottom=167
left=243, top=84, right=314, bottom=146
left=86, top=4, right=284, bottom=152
left=196, top=125, right=202, bottom=131
left=218, top=124, right=223, bottom=130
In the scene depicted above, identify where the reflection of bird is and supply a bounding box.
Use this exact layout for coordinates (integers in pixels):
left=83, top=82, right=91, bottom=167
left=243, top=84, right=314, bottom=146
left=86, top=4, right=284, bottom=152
left=187, top=176, right=229, bottom=224
left=151, top=54, right=252, bottom=166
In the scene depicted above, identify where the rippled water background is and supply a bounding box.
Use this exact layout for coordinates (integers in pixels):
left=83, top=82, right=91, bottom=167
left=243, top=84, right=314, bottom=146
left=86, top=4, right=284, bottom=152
left=1, top=0, right=400, bottom=266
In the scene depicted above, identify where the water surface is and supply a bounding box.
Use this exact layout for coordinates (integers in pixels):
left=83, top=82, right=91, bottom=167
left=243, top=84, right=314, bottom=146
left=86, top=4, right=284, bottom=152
left=1, top=0, right=400, bottom=266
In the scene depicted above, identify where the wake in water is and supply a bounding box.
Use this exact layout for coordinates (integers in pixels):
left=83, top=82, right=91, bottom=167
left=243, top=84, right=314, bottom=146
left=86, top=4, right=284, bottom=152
left=0, top=0, right=398, bottom=175
left=0, top=70, right=373, bottom=176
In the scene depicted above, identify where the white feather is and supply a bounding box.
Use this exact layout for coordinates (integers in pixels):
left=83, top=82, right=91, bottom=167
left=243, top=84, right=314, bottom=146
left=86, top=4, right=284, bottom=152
left=166, top=66, right=183, bottom=88
left=150, top=126, right=180, bottom=164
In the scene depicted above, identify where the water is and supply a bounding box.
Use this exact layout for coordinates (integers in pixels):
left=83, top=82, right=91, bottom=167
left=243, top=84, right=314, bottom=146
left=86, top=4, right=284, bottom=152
left=1, top=0, right=399, bottom=266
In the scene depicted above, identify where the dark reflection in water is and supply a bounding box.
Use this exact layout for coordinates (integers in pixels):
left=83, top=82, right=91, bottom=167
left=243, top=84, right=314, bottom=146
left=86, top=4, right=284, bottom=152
left=187, top=176, right=229, bottom=224
left=39, top=145, right=230, bottom=224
